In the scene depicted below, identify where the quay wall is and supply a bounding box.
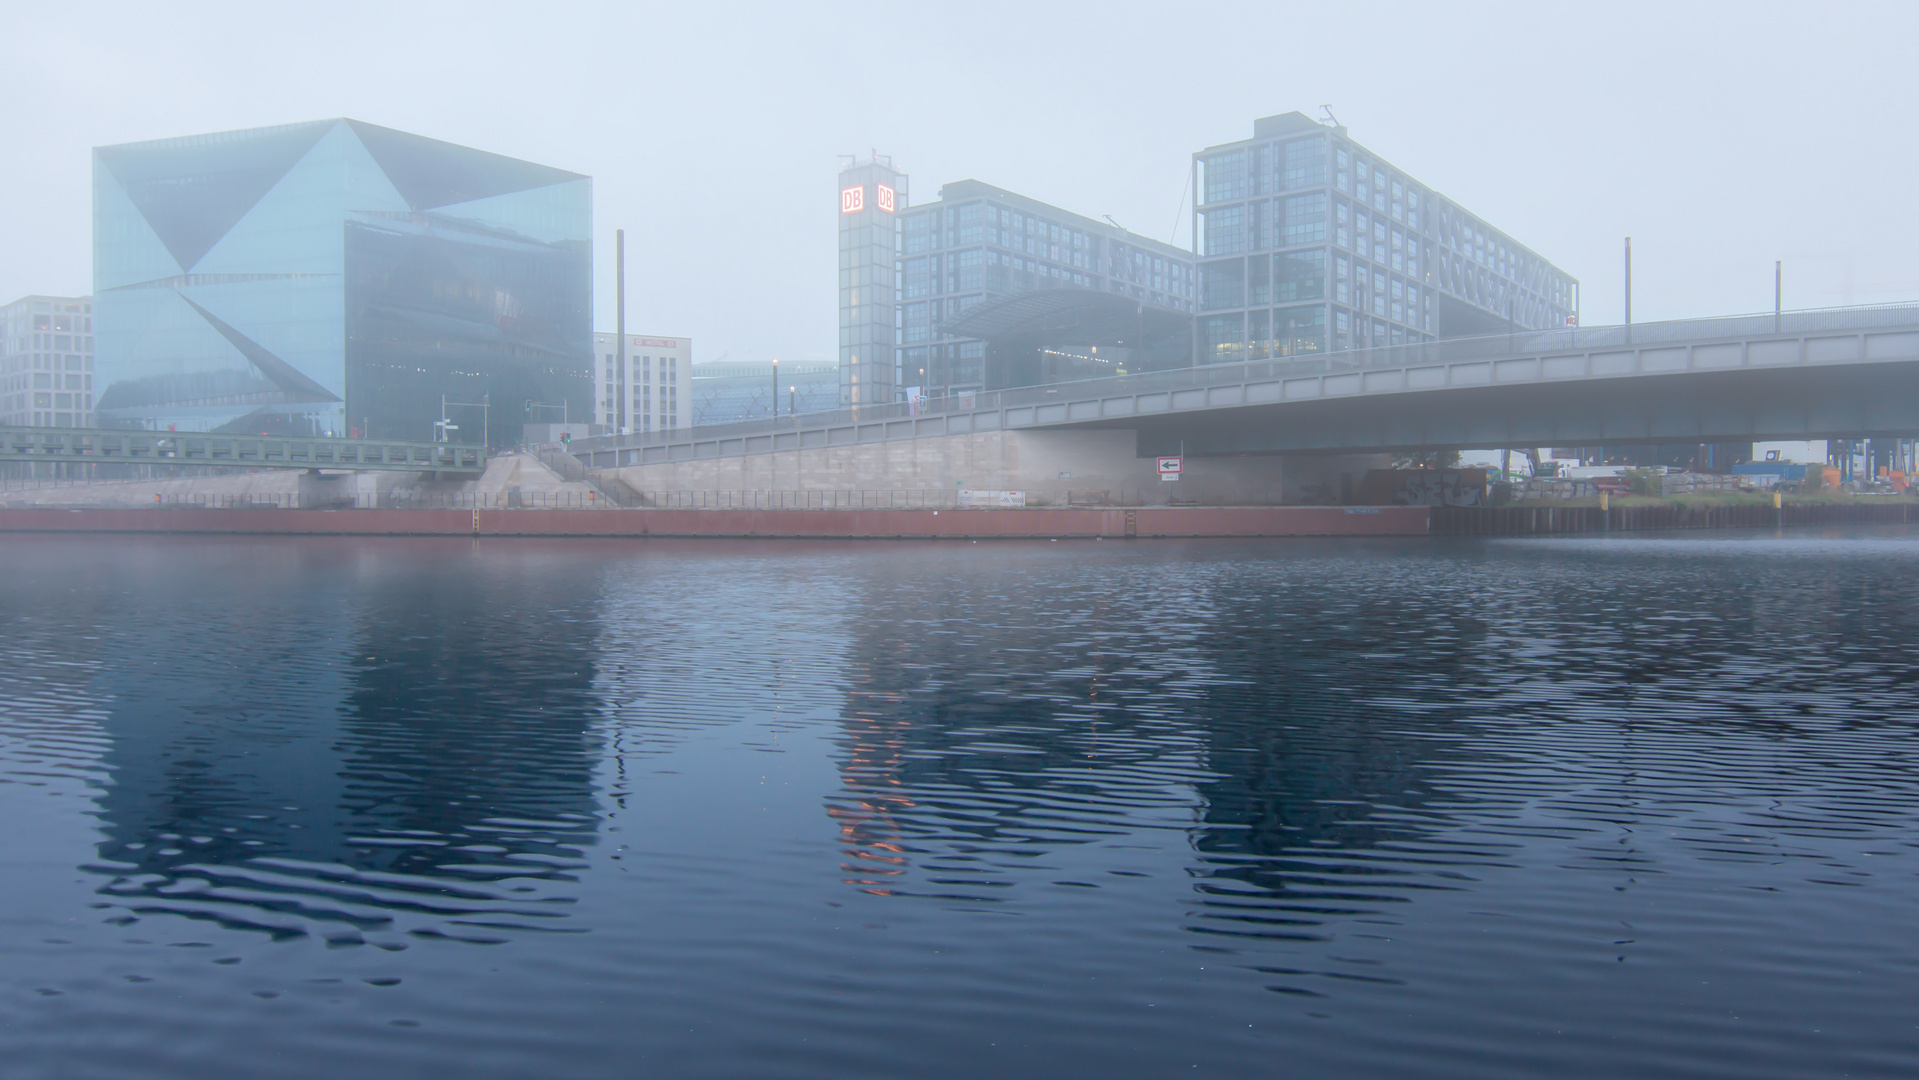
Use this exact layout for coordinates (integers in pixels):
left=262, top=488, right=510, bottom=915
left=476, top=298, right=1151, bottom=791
left=0, top=505, right=1432, bottom=540
left=598, top=427, right=1389, bottom=508
left=1432, top=501, right=1919, bottom=535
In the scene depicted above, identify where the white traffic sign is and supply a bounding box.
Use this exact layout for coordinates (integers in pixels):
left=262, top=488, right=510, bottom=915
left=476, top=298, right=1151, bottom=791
left=1157, top=456, right=1183, bottom=481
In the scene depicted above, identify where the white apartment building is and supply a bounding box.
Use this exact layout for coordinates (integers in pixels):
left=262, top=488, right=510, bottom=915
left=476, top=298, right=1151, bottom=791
left=593, top=333, right=690, bottom=434
left=1, top=295, right=94, bottom=427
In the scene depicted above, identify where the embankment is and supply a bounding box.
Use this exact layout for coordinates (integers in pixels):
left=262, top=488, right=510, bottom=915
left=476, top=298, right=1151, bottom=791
left=0, top=505, right=1429, bottom=539
left=1432, top=501, right=1919, bottom=535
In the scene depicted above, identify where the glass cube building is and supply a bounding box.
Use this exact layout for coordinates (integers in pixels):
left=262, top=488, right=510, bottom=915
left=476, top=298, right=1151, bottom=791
left=1194, top=111, right=1577, bottom=363
left=93, top=119, right=591, bottom=443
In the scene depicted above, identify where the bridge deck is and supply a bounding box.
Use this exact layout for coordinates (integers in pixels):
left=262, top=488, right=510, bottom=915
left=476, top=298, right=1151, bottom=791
left=0, top=427, right=485, bottom=473
left=574, top=303, right=1919, bottom=465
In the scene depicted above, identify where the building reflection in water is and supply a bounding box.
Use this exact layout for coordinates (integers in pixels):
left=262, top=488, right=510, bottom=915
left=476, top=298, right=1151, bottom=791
left=85, top=540, right=605, bottom=945
left=822, top=546, right=1499, bottom=934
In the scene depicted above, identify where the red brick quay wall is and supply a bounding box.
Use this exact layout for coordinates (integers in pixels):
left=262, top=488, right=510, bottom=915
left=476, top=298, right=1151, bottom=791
left=1432, top=502, right=1919, bottom=536
left=0, top=505, right=1432, bottom=540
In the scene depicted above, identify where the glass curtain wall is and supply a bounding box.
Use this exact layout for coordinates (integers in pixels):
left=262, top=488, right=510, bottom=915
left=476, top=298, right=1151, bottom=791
left=1194, top=112, right=1576, bottom=361
left=94, top=119, right=591, bottom=443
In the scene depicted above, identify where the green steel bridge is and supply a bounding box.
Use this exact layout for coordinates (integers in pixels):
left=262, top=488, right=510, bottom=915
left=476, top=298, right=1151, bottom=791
left=0, top=426, right=485, bottom=474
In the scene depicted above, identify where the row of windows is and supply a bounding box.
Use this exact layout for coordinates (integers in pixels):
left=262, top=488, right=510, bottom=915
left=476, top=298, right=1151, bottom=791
left=901, top=248, right=1191, bottom=307
left=1200, top=251, right=1328, bottom=310
left=5, top=334, right=92, bottom=355
left=1201, top=136, right=1328, bottom=204
left=1204, top=250, right=1437, bottom=329
left=1201, top=136, right=1574, bottom=311
left=904, top=230, right=1191, bottom=290
left=906, top=204, right=1093, bottom=250
left=1332, top=144, right=1430, bottom=236
left=601, top=353, right=680, bottom=381
left=1, top=308, right=91, bottom=338
left=4, top=371, right=89, bottom=392
left=1201, top=192, right=1329, bottom=256
left=2, top=393, right=91, bottom=412
left=1199, top=307, right=1327, bottom=363
left=0, top=411, right=90, bottom=428
left=4, top=354, right=90, bottom=373
left=600, top=387, right=679, bottom=432
left=902, top=201, right=1192, bottom=289
left=1201, top=304, right=1444, bottom=365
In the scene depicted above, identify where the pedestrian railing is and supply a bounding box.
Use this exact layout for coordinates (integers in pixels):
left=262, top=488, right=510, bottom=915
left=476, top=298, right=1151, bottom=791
left=5, top=490, right=978, bottom=511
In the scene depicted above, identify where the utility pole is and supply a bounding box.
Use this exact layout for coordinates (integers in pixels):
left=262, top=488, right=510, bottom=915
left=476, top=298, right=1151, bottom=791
left=1624, top=237, right=1633, bottom=327
left=772, top=358, right=779, bottom=418
left=616, top=229, right=627, bottom=434
left=1775, top=260, right=1783, bottom=332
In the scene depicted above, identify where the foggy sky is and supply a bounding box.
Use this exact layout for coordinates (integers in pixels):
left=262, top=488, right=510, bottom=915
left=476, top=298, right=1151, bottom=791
left=3, top=1, right=1913, bottom=366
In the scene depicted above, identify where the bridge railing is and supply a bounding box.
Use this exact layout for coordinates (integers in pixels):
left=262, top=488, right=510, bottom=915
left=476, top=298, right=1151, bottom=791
left=0, top=489, right=978, bottom=511
left=0, top=425, right=486, bottom=473
left=573, top=302, right=1919, bottom=457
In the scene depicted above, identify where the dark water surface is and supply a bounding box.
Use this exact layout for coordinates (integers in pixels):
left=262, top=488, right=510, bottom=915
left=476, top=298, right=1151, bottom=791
left=5, top=531, right=1919, bottom=1078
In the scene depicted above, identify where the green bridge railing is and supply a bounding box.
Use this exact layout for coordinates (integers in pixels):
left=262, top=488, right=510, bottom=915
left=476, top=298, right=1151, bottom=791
left=0, top=426, right=485, bottom=474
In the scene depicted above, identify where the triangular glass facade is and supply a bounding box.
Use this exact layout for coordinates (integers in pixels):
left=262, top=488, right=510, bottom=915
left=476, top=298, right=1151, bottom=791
left=344, top=120, right=578, bottom=211
left=93, top=120, right=591, bottom=442
left=95, top=121, right=334, bottom=273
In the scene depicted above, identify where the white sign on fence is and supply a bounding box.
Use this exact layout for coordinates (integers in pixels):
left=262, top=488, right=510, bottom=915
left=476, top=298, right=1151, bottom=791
left=957, top=489, right=1026, bottom=507
left=1157, top=456, right=1183, bottom=482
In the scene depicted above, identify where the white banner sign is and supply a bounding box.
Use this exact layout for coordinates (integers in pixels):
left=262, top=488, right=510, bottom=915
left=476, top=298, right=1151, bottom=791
left=957, top=489, right=1026, bottom=507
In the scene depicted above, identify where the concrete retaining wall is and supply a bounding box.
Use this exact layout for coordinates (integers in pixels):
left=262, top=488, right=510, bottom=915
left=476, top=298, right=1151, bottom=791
left=597, top=427, right=1386, bottom=507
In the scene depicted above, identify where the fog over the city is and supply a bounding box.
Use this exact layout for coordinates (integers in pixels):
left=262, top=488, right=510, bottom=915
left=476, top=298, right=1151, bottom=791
left=2, top=1, right=1912, bottom=366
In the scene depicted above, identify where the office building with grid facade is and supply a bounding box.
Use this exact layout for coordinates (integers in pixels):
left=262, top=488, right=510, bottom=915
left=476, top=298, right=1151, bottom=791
left=1193, top=111, right=1576, bottom=364
left=592, top=332, right=689, bottom=434
left=0, top=295, right=94, bottom=427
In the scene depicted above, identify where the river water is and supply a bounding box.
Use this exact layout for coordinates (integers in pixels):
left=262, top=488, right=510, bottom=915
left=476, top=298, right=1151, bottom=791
left=4, top=531, right=1919, bottom=1078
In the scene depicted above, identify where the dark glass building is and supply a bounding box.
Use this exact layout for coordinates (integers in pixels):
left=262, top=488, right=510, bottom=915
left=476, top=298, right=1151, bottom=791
left=898, top=180, right=1195, bottom=396
left=1194, top=111, right=1577, bottom=363
left=93, top=119, right=591, bottom=444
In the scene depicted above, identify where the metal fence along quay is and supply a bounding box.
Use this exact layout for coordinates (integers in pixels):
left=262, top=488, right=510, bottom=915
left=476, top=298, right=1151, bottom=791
left=0, top=426, right=486, bottom=473
left=118, top=490, right=972, bottom=510
left=0, top=490, right=978, bottom=510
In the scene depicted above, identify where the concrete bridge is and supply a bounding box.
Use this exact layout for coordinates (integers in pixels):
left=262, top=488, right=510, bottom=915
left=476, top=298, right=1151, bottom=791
left=572, top=304, right=1919, bottom=505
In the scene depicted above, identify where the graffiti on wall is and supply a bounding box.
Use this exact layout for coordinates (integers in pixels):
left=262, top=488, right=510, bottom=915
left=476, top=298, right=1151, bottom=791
left=1358, top=469, right=1489, bottom=507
